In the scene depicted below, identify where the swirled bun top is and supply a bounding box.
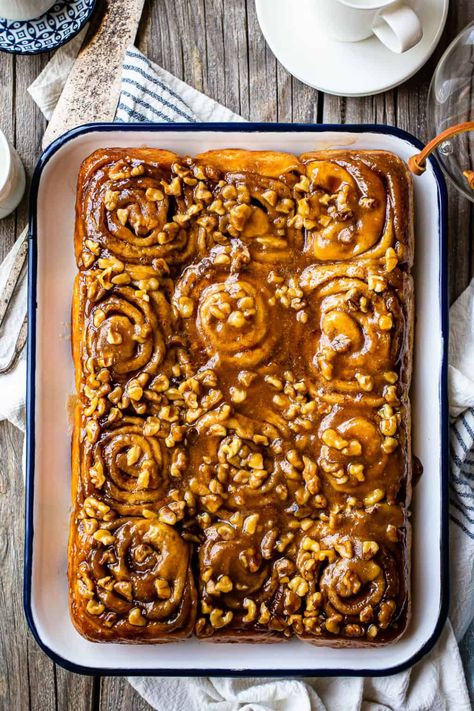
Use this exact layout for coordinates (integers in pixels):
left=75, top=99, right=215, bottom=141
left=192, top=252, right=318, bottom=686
left=69, top=147, right=414, bottom=646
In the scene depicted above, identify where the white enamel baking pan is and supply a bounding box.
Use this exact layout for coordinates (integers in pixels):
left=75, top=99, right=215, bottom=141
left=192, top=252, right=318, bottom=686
left=25, top=123, right=448, bottom=676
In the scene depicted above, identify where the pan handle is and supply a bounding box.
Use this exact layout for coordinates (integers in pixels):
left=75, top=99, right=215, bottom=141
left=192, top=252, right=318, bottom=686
left=407, top=121, right=474, bottom=191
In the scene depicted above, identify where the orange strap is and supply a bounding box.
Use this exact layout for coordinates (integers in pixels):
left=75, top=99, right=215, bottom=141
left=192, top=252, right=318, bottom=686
left=463, top=169, right=474, bottom=189
left=407, top=121, right=474, bottom=191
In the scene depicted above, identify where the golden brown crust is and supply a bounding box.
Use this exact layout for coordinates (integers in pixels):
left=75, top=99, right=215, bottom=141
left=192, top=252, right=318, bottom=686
left=192, top=149, right=304, bottom=178
left=70, top=147, right=413, bottom=646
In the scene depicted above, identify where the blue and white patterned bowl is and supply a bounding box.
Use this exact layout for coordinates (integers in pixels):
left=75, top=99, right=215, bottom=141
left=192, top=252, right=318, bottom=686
left=0, top=0, right=96, bottom=55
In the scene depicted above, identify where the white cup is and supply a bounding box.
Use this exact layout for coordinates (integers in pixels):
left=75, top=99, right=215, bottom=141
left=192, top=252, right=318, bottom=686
left=0, top=130, right=26, bottom=220
left=0, top=0, right=55, bottom=21
left=314, top=0, right=423, bottom=53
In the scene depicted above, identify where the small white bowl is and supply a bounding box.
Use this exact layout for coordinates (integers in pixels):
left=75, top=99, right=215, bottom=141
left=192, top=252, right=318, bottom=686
left=0, top=129, right=26, bottom=220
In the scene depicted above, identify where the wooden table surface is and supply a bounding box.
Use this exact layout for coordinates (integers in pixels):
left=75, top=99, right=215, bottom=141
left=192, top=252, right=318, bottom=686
left=0, top=1, right=473, bottom=708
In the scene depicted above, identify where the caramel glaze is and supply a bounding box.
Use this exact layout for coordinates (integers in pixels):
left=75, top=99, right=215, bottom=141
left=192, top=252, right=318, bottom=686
left=69, top=147, right=414, bottom=645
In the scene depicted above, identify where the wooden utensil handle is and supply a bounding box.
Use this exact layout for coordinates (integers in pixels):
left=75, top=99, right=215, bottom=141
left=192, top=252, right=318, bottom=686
left=42, top=0, right=145, bottom=149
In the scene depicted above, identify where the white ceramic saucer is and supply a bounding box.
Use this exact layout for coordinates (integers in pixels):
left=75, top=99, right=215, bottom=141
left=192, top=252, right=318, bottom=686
left=255, top=0, right=449, bottom=97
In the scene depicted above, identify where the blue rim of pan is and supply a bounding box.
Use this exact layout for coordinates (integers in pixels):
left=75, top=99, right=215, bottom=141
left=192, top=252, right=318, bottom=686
left=24, top=121, right=449, bottom=677
left=0, top=0, right=96, bottom=55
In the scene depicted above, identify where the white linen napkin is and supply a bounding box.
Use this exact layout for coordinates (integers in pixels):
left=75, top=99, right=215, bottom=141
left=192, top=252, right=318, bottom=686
left=27, top=25, right=89, bottom=122
left=449, top=280, right=474, bottom=418
left=0, top=227, right=27, bottom=430
left=0, top=43, right=472, bottom=710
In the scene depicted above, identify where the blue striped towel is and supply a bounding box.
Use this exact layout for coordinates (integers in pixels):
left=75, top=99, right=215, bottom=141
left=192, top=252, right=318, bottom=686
left=117, top=48, right=474, bottom=710
left=450, top=409, right=474, bottom=542
left=116, top=48, right=244, bottom=124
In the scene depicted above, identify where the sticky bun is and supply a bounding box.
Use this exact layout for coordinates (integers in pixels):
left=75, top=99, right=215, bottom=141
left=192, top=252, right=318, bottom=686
left=70, top=148, right=413, bottom=645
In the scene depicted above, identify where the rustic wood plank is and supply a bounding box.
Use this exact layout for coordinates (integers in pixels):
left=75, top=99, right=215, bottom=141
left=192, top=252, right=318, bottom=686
left=445, top=183, right=472, bottom=304
left=26, top=635, right=56, bottom=711
left=290, top=77, right=320, bottom=124
left=322, top=89, right=397, bottom=125
left=55, top=668, right=99, bottom=711
left=100, top=678, right=153, bottom=710
left=0, top=51, right=16, bottom=260
left=146, top=0, right=322, bottom=123
left=221, top=0, right=250, bottom=117
left=13, top=53, right=48, bottom=229
left=0, top=420, right=37, bottom=711
left=246, top=0, right=280, bottom=122
left=147, top=0, right=184, bottom=81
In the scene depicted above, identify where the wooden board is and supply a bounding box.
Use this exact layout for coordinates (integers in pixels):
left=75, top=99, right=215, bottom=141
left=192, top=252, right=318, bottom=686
left=0, top=0, right=472, bottom=708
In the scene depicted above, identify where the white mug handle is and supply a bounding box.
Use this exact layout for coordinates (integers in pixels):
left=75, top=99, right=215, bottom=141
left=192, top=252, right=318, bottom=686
left=372, top=4, right=423, bottom=54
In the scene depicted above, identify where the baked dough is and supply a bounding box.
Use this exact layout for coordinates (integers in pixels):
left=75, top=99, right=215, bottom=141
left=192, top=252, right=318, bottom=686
left=69, top=148, right=413, bottom=645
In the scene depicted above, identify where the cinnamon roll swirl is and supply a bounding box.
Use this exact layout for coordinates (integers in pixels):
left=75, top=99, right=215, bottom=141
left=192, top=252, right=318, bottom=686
left=76, top=149, right=199, bottom=267
left=186, top=412, right=290, bottom=513
left=311, top=400, right=407, bottom=507
left=174, top=263, right=281, bottom=370
left=80, top=415, right=172, bottom=516
left=69, top=517, right=196, bottom=641
left=298, top=262, right=412, bottom=395
left=210, top=176, right=302, bottom=263
left=70, top=147, right=414, bottom=646
left=299, top=150, right=413, bottom=266
left=196, top=510, right=289, bottom=639
left=293, top=505, right=407, bottom=643
left=76, top=268, right=174, bottom=417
